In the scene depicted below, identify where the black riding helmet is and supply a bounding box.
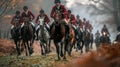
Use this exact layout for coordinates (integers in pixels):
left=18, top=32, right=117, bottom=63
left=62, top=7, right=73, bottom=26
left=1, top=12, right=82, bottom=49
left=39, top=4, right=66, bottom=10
left=76, top=15, right=80, bottom=18
left=23, top=6, right=28, bottom=10
left=15, top=10, right=20, bottom=15
left=68, top=10, right=71, bottom=14
left=40, top=9, right=44, bottom=14
left=83, top=18, right=86, bottom=21
left=54, top=0, right=61, bottom=4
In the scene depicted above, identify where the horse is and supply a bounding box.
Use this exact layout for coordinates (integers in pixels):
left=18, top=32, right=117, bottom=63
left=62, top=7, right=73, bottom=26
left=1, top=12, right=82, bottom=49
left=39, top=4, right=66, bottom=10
left=37, top=17, right=50, bottom=56
left=95, top=35, right=101, bottom=50
left=11, top=20, right=21, bottom=56
left=100, top=32, right=111, bottom=45
left=49, top=11, right=67, bottom=60
left=21, top=17, right=35, bottom=56
left=89, top=32, right=94, bottom=49
left=75, top=25, right=84, bottom=53
left=65, top=22, right=76, bottom=56
left=83, top=30, right=91, bottom=52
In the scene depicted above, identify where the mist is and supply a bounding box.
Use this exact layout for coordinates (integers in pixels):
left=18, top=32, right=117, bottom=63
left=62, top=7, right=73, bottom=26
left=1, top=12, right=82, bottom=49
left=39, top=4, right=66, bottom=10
left=0, top=0, right=117, bottom=41
left=64, top=0, right=117, bottom=41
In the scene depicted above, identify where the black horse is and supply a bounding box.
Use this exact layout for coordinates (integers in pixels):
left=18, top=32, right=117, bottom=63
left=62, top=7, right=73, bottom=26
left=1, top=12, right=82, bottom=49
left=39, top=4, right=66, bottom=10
left=75, top=26, right=84, bottom=53
left=95, top=35, right=101, bottom=50
left=100, top=32, right=111, bottom=44
left=21, top=17, right=35, bottom=56
left=89, top=32, right=94, bottom=49
left=11, top=20, right=21, bottom=56
left=83, top=30, right=91, bottom=52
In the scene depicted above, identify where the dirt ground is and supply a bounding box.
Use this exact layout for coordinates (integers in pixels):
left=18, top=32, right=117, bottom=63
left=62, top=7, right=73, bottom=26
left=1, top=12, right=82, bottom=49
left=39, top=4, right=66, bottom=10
left=0, top=39, right=120, bottom=67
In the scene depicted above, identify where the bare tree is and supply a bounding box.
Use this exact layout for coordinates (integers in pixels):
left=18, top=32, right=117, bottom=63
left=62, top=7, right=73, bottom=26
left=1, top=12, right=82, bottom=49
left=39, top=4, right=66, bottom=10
left=90, top=0, right=120, bottom=26
left=0, top=0, right=19, bottom=18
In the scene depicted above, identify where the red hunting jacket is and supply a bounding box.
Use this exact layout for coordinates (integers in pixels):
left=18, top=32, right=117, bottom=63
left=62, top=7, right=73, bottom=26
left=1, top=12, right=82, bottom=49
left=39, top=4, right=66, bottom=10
left=11, top=15, right=22, bottom=25
left=76, top=18, right=83, bottom=28
left=65, top=14, right=76, bottom=26
left=50, top=4, right=67, bottom=19
left=36, top=14, right=50, bottom=24
left=21, top=10, right=35, bottom=23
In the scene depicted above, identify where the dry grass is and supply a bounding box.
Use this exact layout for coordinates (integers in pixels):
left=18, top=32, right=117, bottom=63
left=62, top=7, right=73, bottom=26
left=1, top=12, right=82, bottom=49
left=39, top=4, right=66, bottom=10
left=59, top=43, right=120, bottom=67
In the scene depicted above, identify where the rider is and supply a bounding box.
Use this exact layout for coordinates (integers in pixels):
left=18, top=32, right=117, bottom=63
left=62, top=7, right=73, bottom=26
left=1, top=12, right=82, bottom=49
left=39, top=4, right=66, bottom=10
left=86, top=20, right=93, bottom=32
left=11, top=10, right=22, bottom=29
left=36, top=9, right=50, bottom=32
left=115, top=26, right=120, bottom=42
left=64, top=10, right=76, bottom=37
left=21, top=6, right=35, bottom=28
left=95, top=30, right=100, bottom=38
left=76, top=15, right=83, bottom=32
left=10, top=10, right=21, bottom=39
left=50, top=0, right=67, bottom=20
left=101, top=24, right=110, bottom=36
left=82, top=18, right=87, bottom=31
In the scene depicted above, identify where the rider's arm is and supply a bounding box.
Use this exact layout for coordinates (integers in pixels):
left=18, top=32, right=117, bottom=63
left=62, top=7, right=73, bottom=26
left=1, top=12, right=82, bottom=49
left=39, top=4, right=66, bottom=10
left=61, top=5, right=67, bottom=14
left=50, top=5, right=56, bottom=18
left=35, top=15, right=40, bottom=24
left=21, top=12, right=24, bottom=23
left=11, top=16, right=15, bottom=25
left=29, top=11, right=35, bottom=20
left=71, top=14, right=76, bottom=25
left=44, top=14, right=50, bottom=24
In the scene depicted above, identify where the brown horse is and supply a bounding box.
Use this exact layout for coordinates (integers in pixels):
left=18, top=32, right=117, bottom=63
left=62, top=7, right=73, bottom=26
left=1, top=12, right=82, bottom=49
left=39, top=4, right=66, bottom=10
left=49, top=11, right=67, bottom=60
left=66, top=22, right=76, bottom=56
left=21, top=17, right=35, bottom=56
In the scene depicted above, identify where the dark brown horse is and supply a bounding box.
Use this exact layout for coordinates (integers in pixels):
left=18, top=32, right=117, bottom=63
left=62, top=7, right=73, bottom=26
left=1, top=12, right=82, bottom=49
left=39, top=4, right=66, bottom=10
left=75, top=26, right=84, bottom=53
left=49, top=11, right=67, bottom=60
left=11, top=19, right=21, bottom=56
left=83, top=30, right=91, bottom=52
left=21, top=17, right=35, bottom=56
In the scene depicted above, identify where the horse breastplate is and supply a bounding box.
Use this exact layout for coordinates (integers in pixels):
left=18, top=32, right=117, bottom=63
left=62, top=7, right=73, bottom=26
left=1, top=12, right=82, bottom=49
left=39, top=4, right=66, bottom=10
left=39, top=16, right=45, bottom=25
left=14, top=16, right=21, bottom=23
left=55, top=6, right=63, bottom=13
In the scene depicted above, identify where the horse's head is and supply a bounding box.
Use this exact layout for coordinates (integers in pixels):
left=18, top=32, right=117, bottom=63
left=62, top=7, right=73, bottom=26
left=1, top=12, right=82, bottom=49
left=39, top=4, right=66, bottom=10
left=53, top=11, right=62, bottom=22
left=23, top=17, right=30, bottom=26
left=12, top=19, right=20, bottom=29
left=39, top=17, right=45, bottom=26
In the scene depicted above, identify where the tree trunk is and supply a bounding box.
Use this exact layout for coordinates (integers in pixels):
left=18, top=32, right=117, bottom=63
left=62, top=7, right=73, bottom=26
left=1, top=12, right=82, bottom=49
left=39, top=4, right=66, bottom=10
left=113, top=0, right=120, bottom=26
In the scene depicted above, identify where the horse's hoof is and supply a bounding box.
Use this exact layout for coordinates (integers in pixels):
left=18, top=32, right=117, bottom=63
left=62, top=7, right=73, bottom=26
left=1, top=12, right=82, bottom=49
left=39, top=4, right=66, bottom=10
left=63, top=57, right=66, bottom=60
left=41, top=52, right=44, bottom=55
left=60, top=54, right=64, bottom=57
left=55, top=58, right=61, bottom=61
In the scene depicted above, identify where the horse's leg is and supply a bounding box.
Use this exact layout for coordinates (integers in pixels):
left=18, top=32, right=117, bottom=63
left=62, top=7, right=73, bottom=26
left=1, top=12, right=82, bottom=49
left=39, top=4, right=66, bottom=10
left=80, top=41, right=84, bottom=53
left=29, top=39, right=34, bottom=55
left=48, top=39, right=51, bottom=53
left=14, top=40, right=20, bottom=56
left=18, top=40, right=21, bottom=55
left=63, top=41, right=67, bottom=60
left=46, top=39, right=50, bottom=54
left=43, top=43, right=47, bottom=56
left=68, top=42, right=72, bottom=56
left=40, top=42, right=44, bottom=55
left=26, top=41, right=31, bottom=56
left=60, top=42, right=64, bottom=57
left=90, top=40, right=93, bottom=49
left=36, top=28, right=39, bottom=40
left=23, top=41, right=28, bottom=56
left=55, top=43, right=60, bottom=60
